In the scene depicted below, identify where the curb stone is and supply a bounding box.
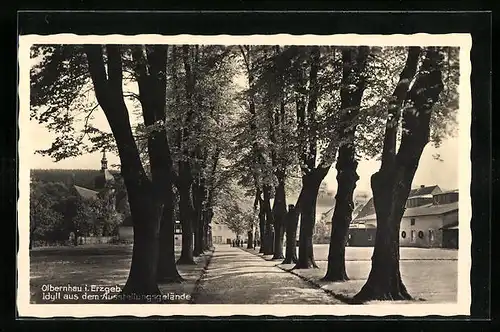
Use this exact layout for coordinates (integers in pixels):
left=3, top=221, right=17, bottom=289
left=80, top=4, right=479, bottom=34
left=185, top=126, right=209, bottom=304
left=239, top=247, right=349, bottom=304
left=240, top=248, right=427, bottom=304
left=188, top=248, right=215, bottom=304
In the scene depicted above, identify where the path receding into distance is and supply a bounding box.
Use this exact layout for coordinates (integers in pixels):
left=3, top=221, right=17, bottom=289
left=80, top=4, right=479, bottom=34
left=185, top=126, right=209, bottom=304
left=193, top=245, right=340, bottom=304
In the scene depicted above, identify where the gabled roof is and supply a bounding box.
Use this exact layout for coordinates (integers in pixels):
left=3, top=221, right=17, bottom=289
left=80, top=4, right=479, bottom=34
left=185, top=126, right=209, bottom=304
left=354, top=197, right=375, bottom=220
left=352, top=202, right=367, bottom=219
left=433, top=189, right=459, bottom=196
left=95, top=169, right=116, bottom=189
left=322, top=201, right=366, bottom=223
left=73, top=185, right=99, bottom=199
left=353, top=185, right=442, bottom=221
left=356, top=201, right=458, bottom=222
left=409, top=185, right=442, bottom=197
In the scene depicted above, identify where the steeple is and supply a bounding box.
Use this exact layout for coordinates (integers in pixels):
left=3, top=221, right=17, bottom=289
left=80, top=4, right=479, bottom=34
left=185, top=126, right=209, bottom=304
left=101, top=148, right=108, bottom=171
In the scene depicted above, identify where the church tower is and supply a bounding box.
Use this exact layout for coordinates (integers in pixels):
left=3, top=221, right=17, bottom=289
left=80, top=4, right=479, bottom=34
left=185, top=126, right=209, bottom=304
left=101, top=149, right=108, bottom=171
left=95, top=148, right=114, bottom=190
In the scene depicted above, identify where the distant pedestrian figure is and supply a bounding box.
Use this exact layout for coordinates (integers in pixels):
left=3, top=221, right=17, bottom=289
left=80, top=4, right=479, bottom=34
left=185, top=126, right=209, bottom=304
left=253, top=239, right=257, bottom=249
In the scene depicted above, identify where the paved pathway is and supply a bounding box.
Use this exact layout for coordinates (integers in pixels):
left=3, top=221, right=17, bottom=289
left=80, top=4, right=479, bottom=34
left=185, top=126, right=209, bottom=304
left=193, top=245, right=340, bottom=304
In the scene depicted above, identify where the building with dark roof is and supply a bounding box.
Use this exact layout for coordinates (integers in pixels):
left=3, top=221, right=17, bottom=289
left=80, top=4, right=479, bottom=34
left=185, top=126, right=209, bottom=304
left=353, top=185, right=442, bottom=221
left=349, top=188, right=458, bottom=248
left=70, top=150, right=117, bottom=202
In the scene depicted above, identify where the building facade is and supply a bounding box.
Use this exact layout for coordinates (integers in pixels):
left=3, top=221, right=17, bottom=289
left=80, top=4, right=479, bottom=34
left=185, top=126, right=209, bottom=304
left=350, top=187, right=459, bottom=248
left=211, top=222, right=238, bottom=245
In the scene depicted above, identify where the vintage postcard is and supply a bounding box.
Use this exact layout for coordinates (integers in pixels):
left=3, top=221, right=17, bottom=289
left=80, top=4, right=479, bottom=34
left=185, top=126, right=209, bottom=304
left=18, top=33, right=472, bottom=317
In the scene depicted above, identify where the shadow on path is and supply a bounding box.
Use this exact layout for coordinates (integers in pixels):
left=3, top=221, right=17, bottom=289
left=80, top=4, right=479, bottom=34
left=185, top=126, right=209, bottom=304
left=192, top=245, right=340, bottom=304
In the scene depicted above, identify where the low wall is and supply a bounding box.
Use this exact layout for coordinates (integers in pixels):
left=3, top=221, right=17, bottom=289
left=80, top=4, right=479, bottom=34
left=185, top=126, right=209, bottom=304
left=77, top=236, right=117, bottom=245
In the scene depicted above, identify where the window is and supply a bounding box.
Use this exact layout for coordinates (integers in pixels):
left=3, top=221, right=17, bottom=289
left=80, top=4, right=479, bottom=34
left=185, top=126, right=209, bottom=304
left=401, top=231, right=406, bottom=239
left=410, top=218, right=416, bottom=226
left=429, top=230, right=435, bottom=242
left=418, top=231, right=424, bottom=239
left=410, top=230, right=416, bottom=243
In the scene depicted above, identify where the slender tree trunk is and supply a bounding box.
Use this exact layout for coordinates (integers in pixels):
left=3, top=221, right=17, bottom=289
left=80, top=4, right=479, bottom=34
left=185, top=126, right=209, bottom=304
left=177, top=180, right=195, bottom=265
left=192, top=180, right=204, bottom=256
left=73, top=228, right=79, bottom=246
left=283, top=207, right=299, bottom=264
left=247, top=231, right=254, bottom=249
left=258, top=201, right=266, bottom=254
left=353, top=47, right=444, bottom=302
left=262, top=185, right=275, bottom=255
left=271, top=177, right=286, bottom=259
left=294, top=172, right=324, bottom=269
left=203, top=208, right=213, bottom=250
left=157, top=183, right=183, bottom=283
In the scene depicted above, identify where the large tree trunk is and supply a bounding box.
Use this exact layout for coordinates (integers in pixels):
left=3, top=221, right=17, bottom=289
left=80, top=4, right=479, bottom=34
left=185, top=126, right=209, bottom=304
left=294, top=171, right=325, bottom=269
left=323, top=46, right=368, bottom=281
left=122, top=189, right=162, bottom=297
left=353, top=47, right=444, bottom=302
left=353, top=163, right=417, bottom=301
left=282, top=206, right=299, bottom=264
left=323, top=149, right=359, bottom=281
left=271, top=177, right=286, bottom=259
left=86, top=45, right=170, bottom=299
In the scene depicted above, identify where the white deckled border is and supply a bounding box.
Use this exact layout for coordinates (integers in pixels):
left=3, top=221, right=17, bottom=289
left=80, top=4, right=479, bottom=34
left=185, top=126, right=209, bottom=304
left=17, top=33, right=472, bottom=318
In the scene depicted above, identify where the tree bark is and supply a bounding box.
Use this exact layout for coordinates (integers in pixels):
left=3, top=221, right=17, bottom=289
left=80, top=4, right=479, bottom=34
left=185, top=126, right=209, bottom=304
left=262, top=185, right=275, bottom=255
left=204, top=207, right=214, bottom=250
left=130, top=45, right=182, bottom=285
left=353, top=47, right=444, bottom=302
left=323, top=46, right=369, bottom=281
left=85, top=45, right=166, bottom=299
left=258, top=199, right=266, bottom=254
left=323, top=150, right=359, bottom=281
left=282, top=206, right=299, bottom=264
left=192, top=178, right=205, bottom=256
left=122, top=193, right=162, bottom=297
left=294, top=169, right=326, bottom=269
left=177, top=179, right=196, bottom=265
left=271, top=176, right=286, bottom=259
left=157, top=183, right=183, bottom=283
left=247, top=230, right=254, bottom=249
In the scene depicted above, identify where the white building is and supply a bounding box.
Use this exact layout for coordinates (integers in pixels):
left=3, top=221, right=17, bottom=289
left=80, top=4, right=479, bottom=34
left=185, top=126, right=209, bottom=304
left=211, top=222, right=238, bottom=245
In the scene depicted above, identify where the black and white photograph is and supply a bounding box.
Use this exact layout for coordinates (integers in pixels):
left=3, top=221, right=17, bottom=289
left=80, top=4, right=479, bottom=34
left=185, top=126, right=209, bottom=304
left=17, top=33, right=472, bottom=317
